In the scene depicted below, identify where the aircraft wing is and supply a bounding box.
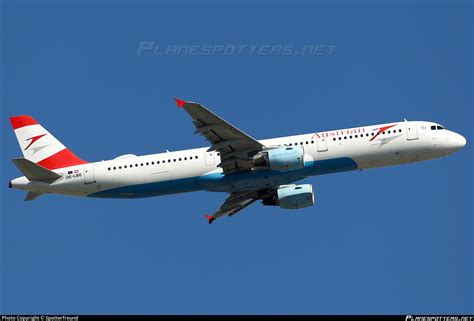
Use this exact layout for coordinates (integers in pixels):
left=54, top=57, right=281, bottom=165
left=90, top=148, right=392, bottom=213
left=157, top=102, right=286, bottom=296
left=204, top=189, right=276, bottom=224
left=176, top=99, right=264, bottom=174
left=205, top=191, right=257, bottom=224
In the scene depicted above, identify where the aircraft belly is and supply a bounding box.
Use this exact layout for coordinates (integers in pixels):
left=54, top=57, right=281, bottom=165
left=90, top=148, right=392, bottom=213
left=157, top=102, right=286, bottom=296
left=87, top=176, right=202, bottom=198
left=199, top=157, right=358, bottom=192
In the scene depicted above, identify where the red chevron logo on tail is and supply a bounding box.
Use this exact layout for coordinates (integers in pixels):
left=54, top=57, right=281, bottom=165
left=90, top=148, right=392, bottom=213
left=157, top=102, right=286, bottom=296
left=24, top=134, right=47, bottom=150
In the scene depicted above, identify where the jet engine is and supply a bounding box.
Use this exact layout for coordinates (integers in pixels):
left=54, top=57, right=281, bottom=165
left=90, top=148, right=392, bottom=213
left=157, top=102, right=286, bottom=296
left=253, top=145, right=304, bottom=171
left=262, top=184, right=315, bottom=209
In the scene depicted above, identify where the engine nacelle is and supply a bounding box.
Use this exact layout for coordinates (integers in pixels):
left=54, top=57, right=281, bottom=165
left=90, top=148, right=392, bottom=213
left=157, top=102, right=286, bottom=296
left=277, top=184, right=314, bottom=209
left=254, top=145, right=304, bottom=171
left=263, top=184, right=315, bottom=209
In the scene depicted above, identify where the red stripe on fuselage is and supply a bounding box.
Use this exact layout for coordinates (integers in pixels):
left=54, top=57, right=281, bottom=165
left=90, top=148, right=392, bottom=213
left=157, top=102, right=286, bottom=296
left=37, top=148, right=88, bottom=170
left=10, top=116, right=38, bottom=129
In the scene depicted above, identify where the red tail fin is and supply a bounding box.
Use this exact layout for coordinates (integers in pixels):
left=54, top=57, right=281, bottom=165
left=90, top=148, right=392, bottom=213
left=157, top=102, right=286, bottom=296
left=10, top=115, right=88, bottom=170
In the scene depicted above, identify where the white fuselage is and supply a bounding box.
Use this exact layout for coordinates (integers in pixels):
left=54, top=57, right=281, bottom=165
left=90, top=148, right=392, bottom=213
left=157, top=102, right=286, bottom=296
left=10, top=120, right=466, bottom=198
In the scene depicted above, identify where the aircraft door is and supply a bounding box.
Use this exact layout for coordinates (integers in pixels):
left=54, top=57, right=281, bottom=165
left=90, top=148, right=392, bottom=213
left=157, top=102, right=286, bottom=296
left=205, top=151, right=215, bottom=166
left=405, top=121, right=419, bottom=141
left=83, top=164, right=96, bottom=184
left=316, top=137, right=328, bottom=152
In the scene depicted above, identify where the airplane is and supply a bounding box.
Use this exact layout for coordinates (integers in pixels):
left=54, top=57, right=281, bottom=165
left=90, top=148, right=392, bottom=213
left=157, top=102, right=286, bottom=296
left=8, top=99, right=466, bottom=224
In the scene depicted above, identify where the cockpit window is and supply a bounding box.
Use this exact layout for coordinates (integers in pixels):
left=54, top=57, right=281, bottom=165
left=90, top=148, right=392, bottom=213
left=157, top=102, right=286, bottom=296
left=437, top=125, right=445, bottom=130
left=431, top=125, right=436, bottom=130
left=431, top=125, right=446, bottom=130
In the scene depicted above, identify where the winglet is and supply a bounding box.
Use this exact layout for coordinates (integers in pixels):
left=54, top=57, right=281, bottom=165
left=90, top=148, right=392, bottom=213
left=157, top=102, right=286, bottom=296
left=174, top=98, right=187, bottom=108
left=204, top=214, right=216, bottom=224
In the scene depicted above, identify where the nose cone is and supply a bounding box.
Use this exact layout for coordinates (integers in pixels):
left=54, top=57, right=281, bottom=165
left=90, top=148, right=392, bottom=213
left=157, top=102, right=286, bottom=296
left=448, top=132, right=466, bottom=152
left=452, top=133, right=466, bottom=149
left=436, top=132, right=466, bottom=155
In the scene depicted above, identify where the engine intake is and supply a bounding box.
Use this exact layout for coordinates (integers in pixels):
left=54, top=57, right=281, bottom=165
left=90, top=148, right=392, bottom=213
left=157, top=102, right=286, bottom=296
left=254, top=145, right=304, bottom=171
left=263, top=184, right=315, bottom=209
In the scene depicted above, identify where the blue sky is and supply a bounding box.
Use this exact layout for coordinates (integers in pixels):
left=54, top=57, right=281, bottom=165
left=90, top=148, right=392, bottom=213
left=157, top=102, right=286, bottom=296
left=1, top=0, right=472, bottom=314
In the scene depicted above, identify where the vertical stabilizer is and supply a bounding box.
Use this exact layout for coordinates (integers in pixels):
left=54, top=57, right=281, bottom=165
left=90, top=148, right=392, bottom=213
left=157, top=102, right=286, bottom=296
left=9, top=115, right=87, bottom=170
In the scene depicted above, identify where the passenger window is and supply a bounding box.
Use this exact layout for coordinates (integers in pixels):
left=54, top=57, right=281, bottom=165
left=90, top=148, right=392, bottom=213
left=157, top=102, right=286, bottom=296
left=179, top=158, right=182, bottom=161
left=113, top=167, right=116, bottom=170
left=333, top=138, right=336, bottom=141
left=108, top=167, right=111, bottom=171
left=339, top=137, right=342, bottom=140
left=311, top=141, right=314, bottom=144
left=355, top=135, right=358, bottom=138
left=146, top=162, right=149, bottom=166
left=195, top=156, right=198, bottom=159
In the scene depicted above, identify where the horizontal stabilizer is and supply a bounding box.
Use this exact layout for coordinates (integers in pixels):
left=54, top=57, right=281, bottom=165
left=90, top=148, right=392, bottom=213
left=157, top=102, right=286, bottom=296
left=24, top=191, right=44, bottom=201
left=11, top=157, right=61, bottom=183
